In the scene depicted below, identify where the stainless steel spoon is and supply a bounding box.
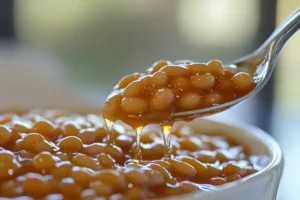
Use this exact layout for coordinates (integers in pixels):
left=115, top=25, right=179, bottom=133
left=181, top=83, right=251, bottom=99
left=174, top=8, right=300, bottom=119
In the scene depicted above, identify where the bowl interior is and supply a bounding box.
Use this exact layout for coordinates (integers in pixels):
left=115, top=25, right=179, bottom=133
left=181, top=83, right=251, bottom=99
left=188, top=118, right=271, bottom=156
left=0, top=108, right=282, bottom=199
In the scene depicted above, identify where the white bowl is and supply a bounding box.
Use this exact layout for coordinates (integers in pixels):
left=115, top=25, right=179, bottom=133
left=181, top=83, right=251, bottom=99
left=0, top=106, right=283, bottom=200
left=162, top=118, right=283, bottom=200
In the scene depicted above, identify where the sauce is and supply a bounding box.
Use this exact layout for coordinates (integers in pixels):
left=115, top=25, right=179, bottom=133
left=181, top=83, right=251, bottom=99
left=0, top=110, right=263, bottom=199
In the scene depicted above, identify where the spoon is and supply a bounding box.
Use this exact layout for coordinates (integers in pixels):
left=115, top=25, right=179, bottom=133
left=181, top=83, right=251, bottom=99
left=174, top=8, right=300, bottom=118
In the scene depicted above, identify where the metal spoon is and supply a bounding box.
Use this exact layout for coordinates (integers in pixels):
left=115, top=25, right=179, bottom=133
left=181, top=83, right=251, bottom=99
left=174, top=8, right=300, bottom=119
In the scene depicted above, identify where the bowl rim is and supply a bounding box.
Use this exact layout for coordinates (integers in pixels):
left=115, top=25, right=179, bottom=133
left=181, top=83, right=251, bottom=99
left=161, top=118, right=283, bottom=199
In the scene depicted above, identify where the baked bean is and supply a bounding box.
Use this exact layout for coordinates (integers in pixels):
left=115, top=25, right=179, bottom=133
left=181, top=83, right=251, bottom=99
left=194, top=150, right=216, bottom=163
left=179, top=181, right=200, bottom=193
left=188, top=63, right=210, bottom=74
left=151, top=160, right=171, bottom=170
left=179, top=156, right=207, bottom=177
left=125, top=163, right=144, bottom=169
left=0, top=113, right=15, bottom=124
left=232, top=72, right=254, bottom=90
left=121, top=97, right=148, bottom=114
left=95, top=127, right=108, bottom=141
left=21, top=173, right=51, bottom=197
left=205, top=92, right=223, bottom=106
left=0, top=125, right=11, bottom=146
left=222, top=162, right=247, bottom=176
left=103, top=94, right=121, bottom=120
left=150, top=88, right=174, bottom=111
left=22, top=133, right=45, bottom=148
left=164, top=186, right=182, bottom=196
left=160, top=65, right=190, bottom=77
left=18, top=150, right=35, bottom=160
left=215, top=151, right=229, bottom=163
left=124, top=187, right=145, bottom=200
left=71, top=166, right=93, bottom=186
left=215, top=72, right=235, bottom=90
left=206, top=165, right=222, bottom=177
left=62, top=121, right=80, bottom=136
left=124, top=169, right=150, bottom=186
left=180, top=136, right=204, bottom=151
left=11, top=129, right=22, bottom=141
left=31, top=140, right=55, bottom=153
left=98, top=153, right=116, bottom=168
left=149, top=60, right=170, bottom=74
left=115, top=135, right=133, bottom=150
left=11, top=139, right=23, bottom=152
left=105, top=144, right=124, bottom=160
left=59, top=178, right=82, bottom=197
left=79, top=128, right=98, bottom=144
left=90, top=181, right=113, bottom=196
left=58, top=136, right=83, bottom=152
left=151, top=71, right=168, bottom=86
left=32, top=120, right=57, bottom=139
left=191, top=74, right=215, bottom=89
left=226, top=174, right=241, bottom=182
left=72, top=154, right=99, bottom=170
left=0, top=153, right=20, bottom=179
left=94, top=170, right=126, bottom=191
left=132, top=142, right=164, bottom=160
left=33, top=152, right=59, bottom=172
left=146, top=163, right=171, bottom=181
left=177, top=92, right=202, bottom=110
left=171, top=77, right=189, bottom=91
left=51, top=161, right=73, bottom=179
left=209, top=177, right=227, bottom=185
left=84, top=143, right=106, bottom=156
left=168, top=159, right=197, bottom=178
left=140, top=76, right=151, bottom=88
left=118, top=73, right=140, bottom=88
left=0, top=180, right=23, bottom=197
left=124, top=81, right=142, bottom=97
left=139, top=132, right=155, bottom=144
left=207, top=60, right=224, bottom=76
left=55, top=152, right=69, bottom=161
left=13, top=121, right=32, bottom=133
left=144, top=169, right=165, bottom=186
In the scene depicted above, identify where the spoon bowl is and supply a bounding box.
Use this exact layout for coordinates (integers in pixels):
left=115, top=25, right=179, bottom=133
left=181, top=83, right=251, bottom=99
left=174, top=8, right=300, bottom=118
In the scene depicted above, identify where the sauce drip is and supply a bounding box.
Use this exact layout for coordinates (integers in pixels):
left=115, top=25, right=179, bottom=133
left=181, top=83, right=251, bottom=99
left=161, top=124, right=172, bottom=159
left=104, top=119, right=114, bottom=144
left=134, top=126, right=143, bottom=160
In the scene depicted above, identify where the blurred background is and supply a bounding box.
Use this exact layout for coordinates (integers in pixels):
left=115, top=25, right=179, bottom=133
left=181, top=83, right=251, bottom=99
left=0, top=0, right=299, bottom=199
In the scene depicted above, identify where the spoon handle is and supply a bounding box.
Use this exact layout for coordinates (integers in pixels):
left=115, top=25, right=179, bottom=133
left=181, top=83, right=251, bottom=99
left=256, top=8, right=300, bottom=62
left=232, top=8, right=300, bottom=68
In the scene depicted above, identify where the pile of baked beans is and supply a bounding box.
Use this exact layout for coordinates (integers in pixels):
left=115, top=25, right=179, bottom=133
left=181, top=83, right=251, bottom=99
left=103, top=60, right=255, bottom=126
left=0, top=110, right=261, bottom=199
